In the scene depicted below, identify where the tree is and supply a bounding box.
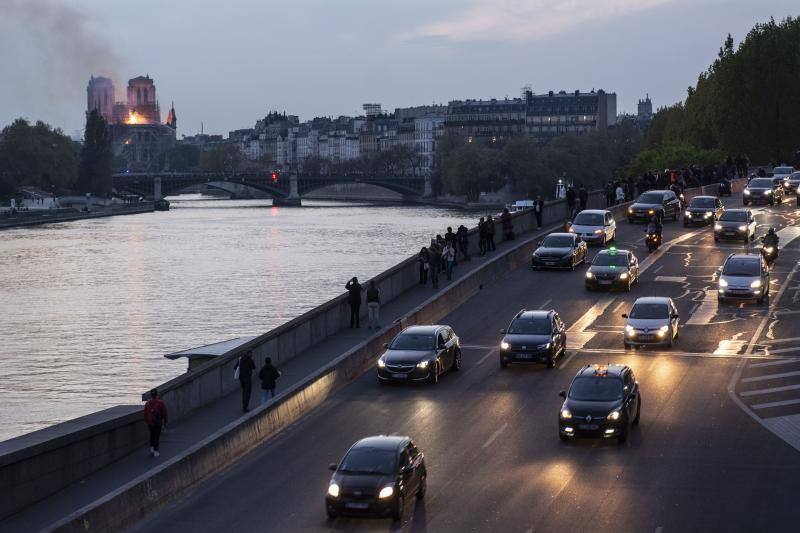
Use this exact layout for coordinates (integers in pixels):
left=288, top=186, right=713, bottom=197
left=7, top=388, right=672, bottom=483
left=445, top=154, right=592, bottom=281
left=199, top=144, right=244, bottom=173
left=163, top=144, right=200, bottom=171
left=78, top=110, right=114, bottom=195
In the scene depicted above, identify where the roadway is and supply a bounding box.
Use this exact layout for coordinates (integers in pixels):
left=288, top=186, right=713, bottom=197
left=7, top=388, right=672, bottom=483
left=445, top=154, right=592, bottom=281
left=131, top=192, right=800, bottom=533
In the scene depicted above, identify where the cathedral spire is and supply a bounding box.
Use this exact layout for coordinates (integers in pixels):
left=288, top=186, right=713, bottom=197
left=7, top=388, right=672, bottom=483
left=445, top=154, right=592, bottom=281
left=166, top=101, right=177, bottom=130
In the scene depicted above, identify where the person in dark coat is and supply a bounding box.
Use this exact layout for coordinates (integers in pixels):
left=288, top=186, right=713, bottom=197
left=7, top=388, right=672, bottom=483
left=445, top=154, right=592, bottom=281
left=143, top=389, right=168, bottom=457
left=478, top=217, right=487, bottom=256
left=565, top=186, right=576, bottom=218
left=445, top=226, right=458, bottom=265
left=428, top=239, right=441, bottom=289
left=534, top=196, right=544, bottom=228
left=345, top=277, right=363, bottom=328
left=486, top=215, right=496, bottom=251
left=578, top=185, right=588, bottom=211
left=500, top=208, right=514, bottom=240
left=418, top=247, right=430, bottom=285
left=235, top=351, right=256, bottom=412
left=456, top=224, right=470, bottom=261
left=258, top=357, right=281, bottom=404
left=366, top=280, right=381, bottom=329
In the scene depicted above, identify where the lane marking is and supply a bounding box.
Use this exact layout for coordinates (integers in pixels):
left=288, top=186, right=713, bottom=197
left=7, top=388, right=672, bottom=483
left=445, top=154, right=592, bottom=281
left=686, top=289, right=718, bottom=326
left=482, top=422, right=509, bottom=448
left=752, top=398, right=800, bottom=410
left=652, top=265, right=664, bottom=274
left=749, top=358, right=800, bottom=368
left=538, top=299, right=552, bottom=310
left=475, top=348, right=498, bottom=367
left=740, top=384, right=800, bottom=397
left=655, top=275, right=687, bottom=283
left=567, top=295, right=615, bottom=333
left=745, top=260, right=800, bottom=355
left=764, top=346, right=800, bottom=355
left=461, top=344, right=495, bottom=350
left=741, top=370, right=800, bottom=383
left=560, top=351, right=577, bottom=367
left=613, top=301, right=625, bottom=312
left=572, top=347, right=781, bottom=360
left=763, top=336, right=800, bottom=345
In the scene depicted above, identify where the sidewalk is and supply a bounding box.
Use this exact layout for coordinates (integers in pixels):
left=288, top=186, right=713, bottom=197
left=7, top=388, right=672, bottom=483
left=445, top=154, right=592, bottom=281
left=0, top=222, right=556, bottom=533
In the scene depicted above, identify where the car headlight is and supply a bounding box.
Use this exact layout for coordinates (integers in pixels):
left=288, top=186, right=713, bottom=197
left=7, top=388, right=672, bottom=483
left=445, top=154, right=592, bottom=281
left=328, top=483, right=340, bottom=498
left=585, top=271, right=594, bottom=279
left=719, top=278, right=728, bottom=288
left=763, top=246, right=774, bottom=253
left=704, top=212, right=711, bottom=218
left=744, top=189, right=751, bottom=195
left=765, top=190, right=772, bottom=195
left=751, top=280, right=762, bottom=288
left=685, top=210, right=691, bottom=217
left=625, top=324, right=635, bottom=335
left=659, top=325, right=669, bottom=333
left=738, top=225, right=747, bottom=231
left=594, top=229, right=603, bottom=234
left=539, top=342, right=551, bottom=350
left=648, top=209, right=654, bottom=215
left=628, top=207, right=634, bottom=213
left=417, top=360, right=429, bottom=369
left=500, top=341, right=510, bottom=350
left=714, top=223, right=722, bottom=230
left=378, top=485, right=394, bottom=499
left=619, top=272, right=629, bottom=280
left=607, top=410, right=621, bottom=421
left=378, top=359, right=386, bottom=368
left=568, top=227, right=575, bottom=233
left=561, top=408, right=572, bottom=419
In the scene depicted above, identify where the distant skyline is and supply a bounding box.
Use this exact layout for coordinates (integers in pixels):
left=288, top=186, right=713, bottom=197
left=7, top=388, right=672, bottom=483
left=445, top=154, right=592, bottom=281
left=1, top=0, right=797, bottom=139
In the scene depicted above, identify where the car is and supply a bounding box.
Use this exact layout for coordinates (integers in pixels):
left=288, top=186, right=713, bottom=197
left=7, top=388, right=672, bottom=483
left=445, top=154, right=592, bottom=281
left=782, top=171, right=800, bottom=193
left=718, top=178, right=732, bottom=196
left=568, top=209, right=617, bottom=246
left=622, top=296, right=680, bottom=349
left=499, top=309, right=567, bottom=369
left=717, top=253, right=770, bottom=304
left=683, top=195, right=724, bottom=227
left=325, top=436, right=426, bottom=521
left=558, top=364, right=641, bottom=443
left=772, top=165, right=795, bottom=185
left=627, top=190, right=681, bottom=223
left=743, top=177, right=784, bottom=205
left=585, top=248, right=639, bottom=292
left=714, top=208, right=756, bottom=242
left=531, top=232, right=587, bottom=270
left=377, top=325, right=461, bottom=384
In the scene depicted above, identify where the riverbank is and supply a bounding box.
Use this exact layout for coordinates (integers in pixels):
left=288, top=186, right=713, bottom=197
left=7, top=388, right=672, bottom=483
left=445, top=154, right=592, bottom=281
left=0, top=203, right=154, bottom=230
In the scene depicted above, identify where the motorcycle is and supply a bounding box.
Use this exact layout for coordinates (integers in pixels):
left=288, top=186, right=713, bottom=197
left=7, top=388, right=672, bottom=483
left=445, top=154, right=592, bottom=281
left=761, top=243, right=778, bottom=266
left=646, top=232, right=662, bottom=253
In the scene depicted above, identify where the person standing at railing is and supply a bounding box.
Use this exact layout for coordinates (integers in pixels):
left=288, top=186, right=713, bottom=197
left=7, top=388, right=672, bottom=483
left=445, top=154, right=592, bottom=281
left=578, top=184, right=588, bottom=211
left=456, top=224, right=470, bottom=261
left=534, top=196, right=544, bottom=228
left=486, top=215, right=496, bottom=252
left=366, top=280, right=381, bottom=329
left=345, top=277, right=363, bottom=328
left=143, top=389, right=168, bottom=458
left=615, top=183, right=625, bottom=205
left=443, top=241, right=456, bottom=281
left=235, top=351, right=256, bottom=412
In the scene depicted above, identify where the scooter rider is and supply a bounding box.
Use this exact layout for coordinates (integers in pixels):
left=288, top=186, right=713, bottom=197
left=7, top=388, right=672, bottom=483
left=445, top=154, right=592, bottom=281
left=762, top=227, right=779, bottom=248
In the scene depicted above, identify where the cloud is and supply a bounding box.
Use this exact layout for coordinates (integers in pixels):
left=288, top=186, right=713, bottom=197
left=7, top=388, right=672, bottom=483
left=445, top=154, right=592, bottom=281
left=410, top=0, right=676, bottom=42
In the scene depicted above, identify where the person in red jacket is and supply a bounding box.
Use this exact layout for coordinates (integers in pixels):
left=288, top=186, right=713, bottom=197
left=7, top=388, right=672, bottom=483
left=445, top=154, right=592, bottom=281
left=143, top=389, right=168, bottom=457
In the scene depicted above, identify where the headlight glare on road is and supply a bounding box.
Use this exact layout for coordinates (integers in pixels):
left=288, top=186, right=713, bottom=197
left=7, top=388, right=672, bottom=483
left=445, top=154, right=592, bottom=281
left=607, top=410, right=621, bottom=421
left=719, top=278, right=728, bottom=288
left=619, top=272, right=629, bottom=280
left=715, top=224, right=723, bottom=230
left=417, top=360, right=429, bottom=369
left=738, top=225, right=747, bottom=231
left=378, top=485, right=394, bottom=499
left=751, top=280, right=762, bottom=288
left=328, top=483, right=340, bottom=498
left=585, top=271, right=594, bottom=279
left=561, top=408, right=572, bottom=419
left=500, top=341, right=510, bottom=350
left=378, top=358, right=386, bottom=368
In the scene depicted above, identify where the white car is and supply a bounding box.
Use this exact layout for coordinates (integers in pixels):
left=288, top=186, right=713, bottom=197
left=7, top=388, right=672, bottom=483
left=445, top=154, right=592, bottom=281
left=569, top=209, right=616, bottom=246
left=622, top=297, right=680, bottom=349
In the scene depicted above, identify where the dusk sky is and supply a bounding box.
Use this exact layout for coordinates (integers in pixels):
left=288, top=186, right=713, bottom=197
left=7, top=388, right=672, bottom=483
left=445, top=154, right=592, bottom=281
left=1, top=0, right=796, bottom=139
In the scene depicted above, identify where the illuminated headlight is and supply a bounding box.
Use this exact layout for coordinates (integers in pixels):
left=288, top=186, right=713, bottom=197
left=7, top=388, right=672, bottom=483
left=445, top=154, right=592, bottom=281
left=500, top=341, right=510, bottom=350
left=763, top=246, right=774, bottom=253
left=659, top=325, right=669, bottom=333
left=685, top=210, right=691, bottom=217
left=417, top=360, right=429, bottom=369
left=704, top=212, right=712, bottom=218
left=538, top=343, right=551, bottom=350
left=625, top=324, right=635, bottom=335
left=751, top=280, right=762, bottom=288
left=719, top=278, right=728, bottom=288
left=765, top=190, right=772, bottom=195
left=594, top=229, right=603, bottom=234
left=607, top=410, right=621, bottom=421
left=714, top=223, right=722, bottom=231
left=738, top=225, right=747, bottom=231
left=648, top=209, right=655, bottom=215
left=628, top=207, right=634, bottom=213
left=744, top=190, right=751, bottom=195
left=585, top=271, right=594, bottom=279
left=560, top=408, right=573, bottom=419
left=378, top=358, right=386, bottom=368
left=328, top=483, right=340, bottom=498
left=619, top=272, right=629, bottom=280
left=568, top=227, right=575, bottom=233
left=378, top=485, right=394, bottom=499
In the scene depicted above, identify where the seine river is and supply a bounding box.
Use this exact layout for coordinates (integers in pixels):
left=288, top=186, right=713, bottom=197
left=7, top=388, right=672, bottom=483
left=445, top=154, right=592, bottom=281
left=0, top=196, right=479, bottom=441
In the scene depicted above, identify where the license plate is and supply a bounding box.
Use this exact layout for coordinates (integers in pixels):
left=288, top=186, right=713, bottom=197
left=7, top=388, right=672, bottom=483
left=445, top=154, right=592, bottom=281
left=725, top=231, right=735, bottom=236
left=516, top=354, right=533, bottom=359
left=545, top=261, right=556, bottom=266
left=390, top=373, right=407, bottom=379
left=638, top=335, right=653, bottom=340
left=345, top=502, right=369, bottom=509
left=579, top=424, right=599, bottom=430
left=599, top=280, right=612, bottom=285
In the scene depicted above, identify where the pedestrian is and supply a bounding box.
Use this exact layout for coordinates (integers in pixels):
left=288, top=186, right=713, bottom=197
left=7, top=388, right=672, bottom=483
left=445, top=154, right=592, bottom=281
left=258, top=357, right=281, bottom=404
left=478, top=217, right=487, bottom=256
left=604, top=181, right=615, bottom=207
left=486, top=215, right=496, bottom=251
left=435, top=234, right=447, bottom=273
left=456, top=224, right=470, bottom=261
left=235, top=350, right=256, bottom=412
left=143, top=389, right=168, bottom=457
left=366, top=280, right=381, bottom=329
left=578, top=184, right=588, bottom=211
left=500, top=207, right=514, bottom=240
left=345, top=276, right=363, bottom=328
left=443, top=241, right=456, bottom=281
left=428, top=239, right=441, bottom=289
left=418, top=247, right=430, bottom=285
left=445, top=226, right=458, bottom=265
left=565, top=186, right=576, bottom=218
left=615, top=183, right=625, bottom=205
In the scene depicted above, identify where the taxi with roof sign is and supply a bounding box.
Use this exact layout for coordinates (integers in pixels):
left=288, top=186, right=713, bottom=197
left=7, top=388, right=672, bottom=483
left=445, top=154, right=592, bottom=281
left=585, top=247, right=639, bottom=292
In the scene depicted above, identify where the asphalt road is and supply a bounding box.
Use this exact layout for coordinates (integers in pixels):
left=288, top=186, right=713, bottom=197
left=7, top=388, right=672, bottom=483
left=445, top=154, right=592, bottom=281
left=131, top=192, right=800, bottom=533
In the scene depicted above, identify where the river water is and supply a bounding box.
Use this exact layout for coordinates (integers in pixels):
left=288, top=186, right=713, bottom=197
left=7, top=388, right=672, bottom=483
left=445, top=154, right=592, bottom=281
left=0, top=197, right=479, bottom=442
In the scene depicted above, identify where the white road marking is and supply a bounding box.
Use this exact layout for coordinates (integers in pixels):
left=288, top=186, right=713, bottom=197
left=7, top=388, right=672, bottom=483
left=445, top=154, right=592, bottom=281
left=568, top=295, right=615, bottom=333
left=653, top=265, right=664, bottom=273
left=461, top=344, right=495, bottom=350
left=475, top=349, right=497, bottom=367
left=655, top=276, right=687, bottom=283
left=567, top=332, right=597, bottom=350
left=538, top=299, right=552, bottom=309
left=752, top=398, right=800, bottom=410
left=714, top=339, right=747, bottom=356
left=560, top=351, right=577, bottom=367
left=749, top=358, right=800, bottom=368
left=482, top=422, right=509, bottom=448
left=740, top=383, right=800, bottom=397
left=686, top=289, right=719, bottom=326
left=777, top=225, right=800, bottom=246
left=613, top=301, right=625, bottom=312
left=765, top=346, right=800, bottom=355
left=763, top=336, right=800, bottom=345
left=742, top=370, right=800, bottom=383
left=745, top=260, right=800, bottom=355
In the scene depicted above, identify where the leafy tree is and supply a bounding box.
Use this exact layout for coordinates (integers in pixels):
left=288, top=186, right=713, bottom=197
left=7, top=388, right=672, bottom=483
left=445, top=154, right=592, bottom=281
left=78, top=110, right=113, bottom=195
left=200, top=144, right=244, bottom=172
left=163, top=144, right=201, bottom=171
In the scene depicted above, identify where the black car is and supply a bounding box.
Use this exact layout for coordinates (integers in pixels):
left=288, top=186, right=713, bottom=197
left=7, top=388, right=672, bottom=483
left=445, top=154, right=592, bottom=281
left=531, top=232, right=587, bottom=270
left=558, top=364, right=641, bottom=444
left=627, top=190, right=681, bottom=223
left=683, top=195, right=724, bottom=227
left=499, top=309, right=566, bottom=369
left=377, top=325, right=461, bottom=384
left=326, top=436, right=426, bottom=521
left=782, top=171, right=800, bottom=193
left=585, top=248, right=639, bottom=291
left=718, top=178, right=732, bottom=197
left=743, top=177, right=784, bottom=205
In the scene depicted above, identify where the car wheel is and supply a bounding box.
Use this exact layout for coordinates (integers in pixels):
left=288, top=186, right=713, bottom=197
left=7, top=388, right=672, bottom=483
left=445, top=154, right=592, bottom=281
left=633, top=397, right=641, bottom=425
left=585, top=284, right=592, bottom=291
left=672, top=210, right=678, bottom=221
left=718, top=296, right=725, bottom=304
left=392, top=494, right=404, bottom=521
left=428, top=363, right=439, bottom=385
left=500, top=358, right=508, bottom=369
left=559, top=433, right=569, bottom=442
left=628, top=218, right=634, bottom=224
left=417, top=473, right=427, bottom=500
left=667, top=334, right=674, bottom=348
left=610, top=229, right=616, bottom=243
left=452, top=349, right=462, bottom=371
left=546, top=356, right=555, bottom=369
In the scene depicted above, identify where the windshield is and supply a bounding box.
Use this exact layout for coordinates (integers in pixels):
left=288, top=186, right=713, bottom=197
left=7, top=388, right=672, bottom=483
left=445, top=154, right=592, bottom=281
left=569, top=377, right=623, bottom=401
left=542, top=235, right=574, bottom=248
left=593, top=253, right=629, bottom=267
left=720, top=211, right=747, bottom=222
left=790, top=172, right=800, bottom=180
left=629, top=303, right=668, bottom=319
left=508, top=318, right=552, bottom=335
left=773, top=167, right=793, bottom=175
left=689, top=197, right=716, bottom=208
left=339, top=448, right=397, bottom=475
left=749, top=178, right=773, bottom=188
left=723, top=258, right=760, bottom=277
left=390, top=333, right=434, bottom=350
left=637, top=193, right=664, bottom=204
left=573, top=212, right=604, bottom=226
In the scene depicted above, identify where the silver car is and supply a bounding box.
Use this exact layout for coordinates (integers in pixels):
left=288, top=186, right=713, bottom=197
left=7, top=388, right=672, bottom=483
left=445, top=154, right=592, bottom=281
left=783, top=171, right=800, bottom=193
left=717, top=253, right=770, bottom=304
left=569, top=209, right=616, bottom=245
left=622, top=297, right=679, bottom=349
left=714, top=209, right=756, bottom=242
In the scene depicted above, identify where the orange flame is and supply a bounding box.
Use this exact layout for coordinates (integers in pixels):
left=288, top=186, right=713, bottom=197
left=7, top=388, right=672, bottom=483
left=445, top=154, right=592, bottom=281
left=125, top=111, right=145, bottom=125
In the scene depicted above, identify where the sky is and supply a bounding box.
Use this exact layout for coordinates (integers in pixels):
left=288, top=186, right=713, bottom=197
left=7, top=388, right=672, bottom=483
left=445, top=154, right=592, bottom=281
left=0, top=0, right=796, bottom=139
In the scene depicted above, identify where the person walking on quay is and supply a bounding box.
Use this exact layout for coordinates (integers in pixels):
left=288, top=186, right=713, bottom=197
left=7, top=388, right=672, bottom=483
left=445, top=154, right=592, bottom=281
left=259, top=357, right=281, bottom=405
left=445, top=226, right=458, bottom=266
left=418, top=247, right=430, bottom=285
left=443, top=241, right=456, bottom=281
left=566, top=185, right=576, bottom=219
left=478, top=217, right=487, bottom=256
left=615, top=182, right=626, bottom=205
left=456, top=224, right=470, bottom=261
left=435, top=234, right=447, bottom=273
left=578, top=184, right=588, bottom=211
left=500, top=207, right=514, bottom=241
left=534, top=196, right=545, bottom=228
left=144, top=389, right=168, bottom=458
left=486, top=215, right=496, bottom=251
left=366, top=280, right=381, bottom=329
left=235, top=350, right=256, bottom=412
left=345, top=276, right=363, bottom=328
left=428, top=239, right=441, bottom=289
left=604, top=181, right=615, bottom=207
